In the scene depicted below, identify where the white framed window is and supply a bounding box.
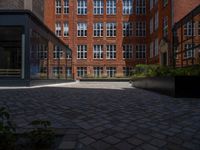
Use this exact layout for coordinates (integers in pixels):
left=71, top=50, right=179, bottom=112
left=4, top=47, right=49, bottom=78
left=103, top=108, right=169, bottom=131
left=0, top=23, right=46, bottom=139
left=123, top=44, right=133, bottom=59
left=93, top=45, right=103, bottom=59
left=55, top=0, right=62, bottom=14
left=163, top=0, right=168, bottom=7
left=64, top=0, right=69, bottom=14
left=150, top=0, right=153, bottom=10
left=155, top=11, right=159, bottom=30
left=77, top=0, right=87, bottom=15
left=93, top=67, right=103, bottom=78
left=155, top=38, right=159, bottom=56
left=184, top=21, right=195, bottom=36
left=150, top=18, right=153, bottom=34
left=184, top=44, right=195, bottom=58
left=123, top=0, right=133, bottom=15
left=136, top=44, right=146, bottom=59
left=77, top=23, right=87, bottom=37
left=123, top=67, right=132, bottom=77
left=94, top=0, right=104, bottom=15
left=136, top=0, right=146, bottom=15
left=63, top=22, right=69, bottom=37
left=150, top=41, right=154, bottom=58
left=77, top=67, right=87, bottom=77
left=136, top=22, right=146, bottom=37
left=106, top=0, right=116, bottom=15
left=106, top=45, right=116, bottom=59
left=106, top=67, right=116, bottom=77
left=53, top=67, right=63, bottom=77
left=66, top=67, right=72, bottom=78
left=163, top=16, right=168, bottom=37
left=123, top=22, right=133, bottom=36
left=106, top=23, right=116, bottom=37
left=77, top=45, right=87, bottom=59
left=38, top=44, right=47, bottom=59
left=54, top=45, right=63, bottom=59
left=93, top=23, right=103, bottom=37
left=55, top=22, right=61, bottom=37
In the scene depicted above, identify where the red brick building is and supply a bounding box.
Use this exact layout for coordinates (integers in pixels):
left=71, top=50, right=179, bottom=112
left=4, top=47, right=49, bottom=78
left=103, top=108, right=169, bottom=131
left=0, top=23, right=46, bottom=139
left=44, top=0, right=200, bottom=79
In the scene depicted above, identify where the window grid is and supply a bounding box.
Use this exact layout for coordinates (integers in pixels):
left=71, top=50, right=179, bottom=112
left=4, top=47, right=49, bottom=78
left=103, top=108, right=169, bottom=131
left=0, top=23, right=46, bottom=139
left=77, top=23, right=87, bottom=37
left=136, top=22, right=146, bottom=37
left=106, top=0, right=116, bottom=15
left=55, top=0, right=61, bottom=14
left=54, top=45, right=63, bottom=59
left=77, top=45, right=87, bottom=59
left=123, top=67, right=132, bottom=77
left=106, top=23, right=116, bottom=37
left=94, top=0, right=104, bottom=15
left=184, top=21, right=195, bottom=36
left=150, top=0, right=153, bottom=10
left=123, top=44, right=133, bottom=59
left=184, top=44, right=195, bottom=59
left=136, top=44, right=146, bottom=59
left=106, top=67, right=116, bottom=77
left=63, top=22, right=69, bottom=37
left=163, top=16, right=168, bottom=37
left=136, top=0, right=146, bottom=15
left=93, top=23, right=103, bottom=37
left=53, top=67, right=63, bottom=76
left=123, top=0, right=133, bottom=15
left=38, top=44, right=47, bottom=59
left=77, top=67, right=87, bottom=77
left=106, top=45, right=116, bottom=59
left=123, top=22, right=133, bottom=36
left=93, top=45, right=103, bottom=59
left=66, top=67, right=72, bottom=78
left=64, top=0, right=69, bottom=14
left=93, top=67, right=103, bottom=78
left=77, top=0, right=87, bottom=15
left=55, top=22, right=61, bottom=37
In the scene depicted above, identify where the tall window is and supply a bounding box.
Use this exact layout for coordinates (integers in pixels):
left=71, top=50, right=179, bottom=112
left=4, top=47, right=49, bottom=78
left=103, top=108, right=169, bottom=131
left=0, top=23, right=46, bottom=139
left=136, top=44, right=146, bottom=59
left=123, top=22, right=133, bottom=36
left=54, top=45, right=63, bottom=59
left=77, top=23, right=87, bottom=37
left=184, top=21, right=195, bottom=36
left=123, top=0, right=133, bottom=15
left=55, top=0, right=61, bottom=14
left=93, top=67, right=103, bottom=78
left=155, top=38, right=159, bottom=56
left=38, top=44, right=47, bottom=59
left=123, top=44, right=133, bottom=59
left=106, top=23, right=116, bottom=37
left=53, top=67, right=63, bottom=77
left=64, top=0, right=69, bottom=14
left=106, top=45, right=116, bottom=59
left=63, top=22, right=69, bottom=37
left=77, top=0, right=87, bottom=15
left=184, top=44, right=195, bottom=58
left=106, top=0, right=116, bottom=15
left=77, top=45, right=87, bottom=59
left=136, top=22, right=146, bottom=37
left=198, top=22, right=200, bottom=35
left=150, top=41, right=154, bottom=58
left=93, top=23, right=103, bottom=37
left=55, top=22, right=61, bottom=37
left=136, top=0, right=146, bottom=15
left=94, top=0, right=104, bottom=15
left=163, top=16, right=168, bottom=37
left=107, top=67, right=116, bottom=77
left=155, top=11, right=159, bottom=30
left=123, top=67, right=132, bottom=77
left=150, top=0, right=153, bottom=10
left=163, top=0, right=168, bottom=7
left=93, top=45, right=103, bottom=59
left=66, top=67, right=72, bottom=78
left=77, top=67, right=87, bottom=77
left=150, top=18, right=153, bottom=34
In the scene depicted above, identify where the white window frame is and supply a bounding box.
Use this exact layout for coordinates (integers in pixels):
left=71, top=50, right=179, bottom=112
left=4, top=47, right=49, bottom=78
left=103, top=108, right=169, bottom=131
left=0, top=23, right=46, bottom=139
left=123, top=0, right=133, bottom=15
left=136, top=0, right=146, bottom=15
left=55, top=0, right=62, bottom=14
left=136, top=44, right=146, bottom=59
left=163, top=16, right=168, bottom=37
left=38, top=44, right=47, bottom=59
left=66, top=67, right=72, bottom=78
left=106, top=0, right=116, bottom=15
left=123, top=22, right=133, bottom=37
left=55, top=22, right=61, bottom=37
left=106, top=23, right=116, bottom=37
left=93, top=45, right=103, bottom=59
left=77, top=0, right=87, bottom=15
left=64, top=0, right=69, bottom=14
left=184, top=44, right=195, bottom=59
left=77, top=45, right=87, bottom=59
left=93, top=23, right=103, bottom=37
left=184, top=21, right=195, bottom=36
left=77, top=67, right=87, bottom=77
left=106, top=45, right=116, bottom=59
left=94, top=0, right=104, bottom=15
left=63, top=22, right=69, bottom=37
left=136, top=22, right=146, bottom=37
left=53, top=67, right=63, bottom=77
left=93, top=67, right=103, bottom=78
left=77, top=23, right=87, bottom=37
left=106, top=67, right=116, bottom=77
left=54, top=45, right=63, bottom=59
left=123, top=44, right=133, bottom=59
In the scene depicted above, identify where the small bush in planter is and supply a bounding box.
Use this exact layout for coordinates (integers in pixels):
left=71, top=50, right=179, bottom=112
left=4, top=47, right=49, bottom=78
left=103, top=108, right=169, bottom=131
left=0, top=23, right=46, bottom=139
left=0, top=107, right=16, bottom=150
left=27, top=120, right=55, bottom=149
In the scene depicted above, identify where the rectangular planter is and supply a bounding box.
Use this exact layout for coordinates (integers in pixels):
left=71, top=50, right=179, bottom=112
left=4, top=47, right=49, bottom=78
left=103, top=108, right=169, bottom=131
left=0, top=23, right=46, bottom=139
left=132, top=76, right=200, bottom=98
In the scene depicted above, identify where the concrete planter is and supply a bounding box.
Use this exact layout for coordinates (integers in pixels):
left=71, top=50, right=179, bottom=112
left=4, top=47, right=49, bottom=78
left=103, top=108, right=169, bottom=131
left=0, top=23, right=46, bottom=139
left=132, top=76, right=200, bottom=98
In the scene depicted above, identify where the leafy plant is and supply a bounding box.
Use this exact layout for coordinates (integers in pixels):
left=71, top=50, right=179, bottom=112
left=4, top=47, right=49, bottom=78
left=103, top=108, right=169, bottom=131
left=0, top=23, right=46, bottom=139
left=0, top=107, right=16, bottom=150
left=28, top=120, right=55, bottom=149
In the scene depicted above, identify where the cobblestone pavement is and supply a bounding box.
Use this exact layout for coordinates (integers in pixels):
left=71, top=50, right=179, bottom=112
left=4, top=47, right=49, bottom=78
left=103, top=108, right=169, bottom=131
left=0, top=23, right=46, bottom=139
left=0, top=82, right=200, bottom=150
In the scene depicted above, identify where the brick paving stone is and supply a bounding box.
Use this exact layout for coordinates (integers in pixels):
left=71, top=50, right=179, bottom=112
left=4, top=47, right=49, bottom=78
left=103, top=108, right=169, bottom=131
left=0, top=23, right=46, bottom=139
left=141, top=144, right=159, bottom=150
left=58, top=141, right=76, bottom=150
left=115, top=141, right=134, bottom=150
left=90, top=141, right=111, bottom=150
left=127, top=137, right=143, bottom=146
left=136, top=134, right=152, bottom=141
left=80, top=136, right=96, bottom=145
left=150, top=139, right=167, bottom=147
left=103, top=136, right=121, bottom=145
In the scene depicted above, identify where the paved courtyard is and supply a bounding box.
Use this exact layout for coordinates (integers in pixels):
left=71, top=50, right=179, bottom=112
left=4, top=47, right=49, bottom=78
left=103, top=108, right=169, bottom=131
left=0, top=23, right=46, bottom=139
left=0, top=82, right=200, bottom=150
